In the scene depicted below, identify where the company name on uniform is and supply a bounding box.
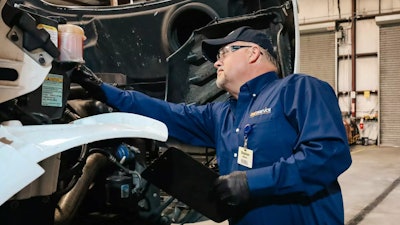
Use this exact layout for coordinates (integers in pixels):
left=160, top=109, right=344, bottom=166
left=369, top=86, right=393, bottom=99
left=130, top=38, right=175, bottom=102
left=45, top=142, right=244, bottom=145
left=249, top=107, right=271, bottom=118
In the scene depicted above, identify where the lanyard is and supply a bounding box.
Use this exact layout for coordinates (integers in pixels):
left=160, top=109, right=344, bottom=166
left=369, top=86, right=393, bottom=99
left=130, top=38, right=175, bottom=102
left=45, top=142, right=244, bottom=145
left=243, top=124, right=252, bottom=148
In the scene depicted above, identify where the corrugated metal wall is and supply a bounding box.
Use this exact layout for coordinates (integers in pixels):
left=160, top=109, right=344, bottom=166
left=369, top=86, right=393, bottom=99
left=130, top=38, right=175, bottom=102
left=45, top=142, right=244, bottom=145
left=299, top=32, right=336, bottom=89
left=379, top=24, right=400, bottom=146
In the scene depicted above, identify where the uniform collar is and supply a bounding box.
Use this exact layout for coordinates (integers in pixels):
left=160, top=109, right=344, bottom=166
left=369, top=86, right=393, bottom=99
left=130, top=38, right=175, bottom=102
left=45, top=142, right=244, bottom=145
left=240, top=71, right=279, bottom=96
left=229, top=71, right=279, bottom=115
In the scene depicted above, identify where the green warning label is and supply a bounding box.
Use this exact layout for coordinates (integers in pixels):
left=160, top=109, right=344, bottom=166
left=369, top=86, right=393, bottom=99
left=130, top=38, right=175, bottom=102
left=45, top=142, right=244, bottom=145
left=41, top=74, right=63, bottom=107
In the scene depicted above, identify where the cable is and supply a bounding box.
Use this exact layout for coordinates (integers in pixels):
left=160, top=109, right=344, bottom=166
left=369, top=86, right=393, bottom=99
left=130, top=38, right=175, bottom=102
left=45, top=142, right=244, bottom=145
left=88, top=148, right=137, bottom=175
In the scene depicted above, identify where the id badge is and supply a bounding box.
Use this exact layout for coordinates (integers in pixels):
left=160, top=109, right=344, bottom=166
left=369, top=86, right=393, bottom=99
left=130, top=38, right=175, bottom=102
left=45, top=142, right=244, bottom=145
left=238, top=146, right=253, bottom=168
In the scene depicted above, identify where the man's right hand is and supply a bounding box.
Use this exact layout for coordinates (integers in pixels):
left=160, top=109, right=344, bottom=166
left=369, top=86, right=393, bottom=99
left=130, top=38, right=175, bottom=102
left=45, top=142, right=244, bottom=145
left=70, top=64, right=107, bottom=102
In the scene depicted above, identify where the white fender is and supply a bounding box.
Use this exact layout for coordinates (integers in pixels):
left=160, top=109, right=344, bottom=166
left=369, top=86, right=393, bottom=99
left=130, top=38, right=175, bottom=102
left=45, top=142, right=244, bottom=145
left=0, top=143, right=44, bottom=205
left=0, top=112, right=168, bottom=205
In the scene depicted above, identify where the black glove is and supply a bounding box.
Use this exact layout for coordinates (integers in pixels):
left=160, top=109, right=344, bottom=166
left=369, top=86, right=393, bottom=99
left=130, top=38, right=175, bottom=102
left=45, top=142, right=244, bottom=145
left=214, top=171, right=250, bottom=206
left=70, top=64, right=107, bottom=102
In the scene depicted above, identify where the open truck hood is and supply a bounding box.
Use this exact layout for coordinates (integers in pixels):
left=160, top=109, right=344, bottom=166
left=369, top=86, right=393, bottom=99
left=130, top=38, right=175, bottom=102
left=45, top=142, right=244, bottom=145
left=7, top=0, right=298, bottom=103
left=167, top=2, right=299, bottom=104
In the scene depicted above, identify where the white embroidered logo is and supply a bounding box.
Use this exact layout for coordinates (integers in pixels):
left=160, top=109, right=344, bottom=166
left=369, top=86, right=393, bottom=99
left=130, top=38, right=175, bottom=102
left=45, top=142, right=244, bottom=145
left=249, top=107, right=271, bottom=118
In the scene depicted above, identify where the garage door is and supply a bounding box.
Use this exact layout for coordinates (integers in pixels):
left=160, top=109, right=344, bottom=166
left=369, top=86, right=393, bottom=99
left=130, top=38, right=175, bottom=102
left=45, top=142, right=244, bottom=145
left=299, top=31, right=336, bottom=89
left=379, top=24, right=400, bottom=146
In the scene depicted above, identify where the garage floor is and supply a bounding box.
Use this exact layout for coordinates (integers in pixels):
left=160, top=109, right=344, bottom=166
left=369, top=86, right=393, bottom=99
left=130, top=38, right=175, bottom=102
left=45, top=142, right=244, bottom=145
left=340, top=144, right=400, bottom=225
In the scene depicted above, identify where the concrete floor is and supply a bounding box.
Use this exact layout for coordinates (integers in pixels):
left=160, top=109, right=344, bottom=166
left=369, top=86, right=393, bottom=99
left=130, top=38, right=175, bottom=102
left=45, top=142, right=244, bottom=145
left=340, top=145, right=400, bottom=225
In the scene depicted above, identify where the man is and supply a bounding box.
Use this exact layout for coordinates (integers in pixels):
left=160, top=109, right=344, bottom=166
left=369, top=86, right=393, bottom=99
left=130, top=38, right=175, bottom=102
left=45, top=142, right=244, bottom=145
left=71, top=26, right=352, bottom=225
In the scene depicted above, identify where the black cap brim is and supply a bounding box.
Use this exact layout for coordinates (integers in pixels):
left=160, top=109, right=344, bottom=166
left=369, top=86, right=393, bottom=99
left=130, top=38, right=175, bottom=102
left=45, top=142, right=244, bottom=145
left=202, top=38, right=235, bottom=63
left=201, top=26, right=276, bottom=63
left=202, top=26, right=252, bottom=63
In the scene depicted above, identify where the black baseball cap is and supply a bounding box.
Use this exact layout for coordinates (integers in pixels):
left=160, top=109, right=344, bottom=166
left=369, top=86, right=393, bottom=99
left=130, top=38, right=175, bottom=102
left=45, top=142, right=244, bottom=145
left=202, top=26, right=276, bottom=63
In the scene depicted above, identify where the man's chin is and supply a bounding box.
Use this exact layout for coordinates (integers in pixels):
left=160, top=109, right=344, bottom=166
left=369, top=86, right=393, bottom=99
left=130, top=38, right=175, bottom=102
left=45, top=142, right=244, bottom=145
left=215, top=80, right=224, bottom=89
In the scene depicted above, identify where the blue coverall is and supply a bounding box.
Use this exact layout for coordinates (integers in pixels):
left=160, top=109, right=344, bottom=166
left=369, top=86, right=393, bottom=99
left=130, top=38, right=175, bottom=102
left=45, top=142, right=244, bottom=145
left=101, top=71, right=352, bottom=225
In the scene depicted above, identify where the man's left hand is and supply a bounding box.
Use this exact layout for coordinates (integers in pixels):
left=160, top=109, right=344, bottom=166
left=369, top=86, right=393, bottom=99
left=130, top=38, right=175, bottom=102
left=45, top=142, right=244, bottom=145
left=213, top=171, right=250, bottom=206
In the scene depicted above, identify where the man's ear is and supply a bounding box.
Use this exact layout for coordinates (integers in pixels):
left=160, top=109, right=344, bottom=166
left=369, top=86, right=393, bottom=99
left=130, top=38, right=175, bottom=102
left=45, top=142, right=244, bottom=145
left=248, top=46, right=262, bottom=63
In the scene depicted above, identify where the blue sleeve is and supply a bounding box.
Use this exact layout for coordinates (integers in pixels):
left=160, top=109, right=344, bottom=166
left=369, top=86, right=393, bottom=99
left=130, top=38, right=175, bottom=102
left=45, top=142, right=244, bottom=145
left=246, top=75, right=352, bottom=196
left=101, top=83, right=216, bottom=147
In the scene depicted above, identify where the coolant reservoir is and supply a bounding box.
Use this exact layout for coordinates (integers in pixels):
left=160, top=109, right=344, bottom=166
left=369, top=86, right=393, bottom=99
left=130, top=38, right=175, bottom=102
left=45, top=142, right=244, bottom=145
left=58, top=24, right=86, bottom=62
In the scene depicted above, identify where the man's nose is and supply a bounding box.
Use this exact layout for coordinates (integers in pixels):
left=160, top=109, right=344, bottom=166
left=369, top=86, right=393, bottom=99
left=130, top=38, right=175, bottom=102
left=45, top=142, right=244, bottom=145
left=214, top=60, right=222, bottom=68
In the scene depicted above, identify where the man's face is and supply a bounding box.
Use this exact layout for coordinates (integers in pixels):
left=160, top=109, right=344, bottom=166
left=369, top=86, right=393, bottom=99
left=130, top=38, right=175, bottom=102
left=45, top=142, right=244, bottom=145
left=214, top=42, right=251, bottom=93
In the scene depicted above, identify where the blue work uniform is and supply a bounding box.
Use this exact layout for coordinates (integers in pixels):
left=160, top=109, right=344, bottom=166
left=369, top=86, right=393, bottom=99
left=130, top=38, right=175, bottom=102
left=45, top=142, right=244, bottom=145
left=101, top=71, right=352, bottom=225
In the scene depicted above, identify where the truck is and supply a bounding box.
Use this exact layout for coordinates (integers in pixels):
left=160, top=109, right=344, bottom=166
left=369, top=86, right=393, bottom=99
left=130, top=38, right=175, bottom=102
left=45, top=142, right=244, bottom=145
left=0, top=0, right=298, bottom=224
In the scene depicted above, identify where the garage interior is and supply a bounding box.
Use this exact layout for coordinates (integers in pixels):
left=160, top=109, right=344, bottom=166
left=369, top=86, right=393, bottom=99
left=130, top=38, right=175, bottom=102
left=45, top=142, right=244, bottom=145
left=297, top=0, right=400, bottom=147
left=297, top=2, right=400, bottom=223
left=1, top=1, right=400, bottom=225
